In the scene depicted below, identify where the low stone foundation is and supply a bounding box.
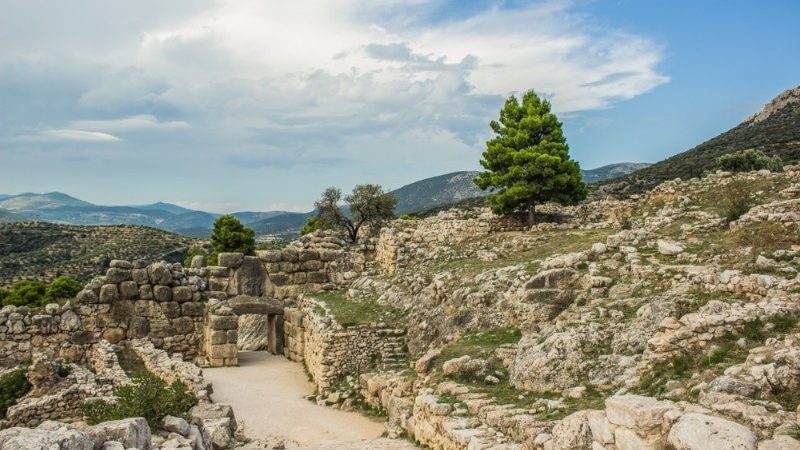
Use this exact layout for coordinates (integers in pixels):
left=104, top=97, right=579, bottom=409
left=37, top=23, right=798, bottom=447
left=283, top=296, right=408, bottom=391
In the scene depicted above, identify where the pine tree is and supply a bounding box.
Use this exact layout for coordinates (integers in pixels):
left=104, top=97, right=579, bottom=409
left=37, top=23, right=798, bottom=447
left=475, top=90, right=587, bottom=225
left=210, top=215, right=255, bottom=256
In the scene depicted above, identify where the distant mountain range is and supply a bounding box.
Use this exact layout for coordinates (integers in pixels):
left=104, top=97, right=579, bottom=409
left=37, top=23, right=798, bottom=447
left=597, top=84, right=800, bottom=196
left=0, top=162, right=645, bottom=238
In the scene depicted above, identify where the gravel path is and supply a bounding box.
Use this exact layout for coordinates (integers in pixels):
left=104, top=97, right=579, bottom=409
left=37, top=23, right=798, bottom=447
left=204, top=352, right=415, bottom=449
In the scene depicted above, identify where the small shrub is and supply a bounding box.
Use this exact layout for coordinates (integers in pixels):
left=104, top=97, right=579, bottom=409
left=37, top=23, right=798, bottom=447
left=770, top=314, right=799, bottom=333
left=81, top=371, right=197, bottom=429
left=716, top=148, right=783, bottom=173
left=721, top=180, right=755, bottom=222
left=619, top=215, right=632, bottom=230
left=741, top=318, right=765, bottom=342
left=3, top=280, right=47, bottom=307
left=398, top=214, right=419, bottom=221
left=44, top=276, right=82, bottom=303
left=0, top=366, right=32, bottom=418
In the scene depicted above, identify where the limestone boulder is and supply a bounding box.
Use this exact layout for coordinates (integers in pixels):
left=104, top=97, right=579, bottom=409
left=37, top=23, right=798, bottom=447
left=657, top=239, right=684, bottom=256
left=758, top=435, right=800, bottom=450
left=442, top=355, right=491, bottom=380
left=543, top=410, right=592, bottom=450
left=191, top=255, right=205, bottom=269
left=0, top=425, right=93, bottom=450
left=605, top=395, right=675, bottom=431
left=92, top=418, right=152, bottom=450
left=162, top=415, right=191, bottom=437
left=667, top=413, right=757, bottom=450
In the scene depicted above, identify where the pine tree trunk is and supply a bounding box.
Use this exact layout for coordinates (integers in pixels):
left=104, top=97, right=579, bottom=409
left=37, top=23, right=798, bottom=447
left=527, top=203, right=535, bottom=227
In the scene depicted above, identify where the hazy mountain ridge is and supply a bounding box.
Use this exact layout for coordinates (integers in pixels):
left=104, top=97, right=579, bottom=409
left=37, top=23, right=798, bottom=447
left=581, top=162, right=652, bottom=183
left=0, top=161, right=646, bottom=238
left=0, top=208, right=29, bottom=224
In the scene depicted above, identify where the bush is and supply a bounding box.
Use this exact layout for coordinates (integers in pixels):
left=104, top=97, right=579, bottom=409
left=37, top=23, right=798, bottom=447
left=81, top=371, right=197, bottom=429
left=398, top=214, right=419, bottom=221
left=44, top=276, right=82, bottom=303
left=717, top=149, right=783, bottom=173
left=722, top=179, right=755, bottom=222
left=3, top=280, right=47, bottom=307
left=0, top=366, right=31, bottom=418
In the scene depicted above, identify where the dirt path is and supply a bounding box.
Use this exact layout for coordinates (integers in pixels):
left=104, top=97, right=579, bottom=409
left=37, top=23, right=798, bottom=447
left=204, top=352, right=415, bottom=449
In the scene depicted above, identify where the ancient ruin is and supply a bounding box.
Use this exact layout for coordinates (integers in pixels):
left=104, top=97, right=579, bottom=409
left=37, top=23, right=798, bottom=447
left=2, top=166, right=800, bottom=449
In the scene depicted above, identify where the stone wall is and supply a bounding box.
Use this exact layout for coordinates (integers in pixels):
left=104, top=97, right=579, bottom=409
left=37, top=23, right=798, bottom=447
left=0, top=260, right=208, bottom=368
left=0, top=233, right=374, bottom=369
left=283, top=296, right=407, bottom=391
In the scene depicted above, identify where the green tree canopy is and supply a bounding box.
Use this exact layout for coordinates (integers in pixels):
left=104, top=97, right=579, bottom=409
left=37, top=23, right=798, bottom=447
left=209, top=215, right=255, bottom=257
left=315, top=184, right=397, bottom=242
left=474, top=90, right=587, bottom=225
left=716, top=148, right=783, bottom=173
left=44, top=276, right=82, bottom=303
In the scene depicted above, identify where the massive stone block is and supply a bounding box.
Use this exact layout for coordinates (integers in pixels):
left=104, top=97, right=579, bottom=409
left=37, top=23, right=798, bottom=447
left=182, top=302, right=205, bottom=317
left=153, top=285, right=172, bottom=302
left=119, top=281, right=139, bottom=300
left=231, top=256, right=267, bottom=296
left=99, top=284, right=119, bottom=303
left=105, top=268, right=132, bottom=283
left=172, top=286, right=193, bottom=302
left=217, top=253, right=244, bottom=268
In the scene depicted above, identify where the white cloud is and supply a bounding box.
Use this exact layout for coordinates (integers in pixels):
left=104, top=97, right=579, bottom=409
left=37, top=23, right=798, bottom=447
left=0, top=0, right=669, bottom=209
left=68, top=115, right=190, bottom=132
left=41, top=129, right=122, bottom=142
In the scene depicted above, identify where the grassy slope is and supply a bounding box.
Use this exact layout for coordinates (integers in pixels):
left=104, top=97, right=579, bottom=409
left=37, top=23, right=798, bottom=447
left=0, top=222, right=197, bottom=287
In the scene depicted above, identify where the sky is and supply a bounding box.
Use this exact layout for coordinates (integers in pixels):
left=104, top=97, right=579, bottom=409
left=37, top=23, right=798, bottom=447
left=1, top=0, right=798, bottom=213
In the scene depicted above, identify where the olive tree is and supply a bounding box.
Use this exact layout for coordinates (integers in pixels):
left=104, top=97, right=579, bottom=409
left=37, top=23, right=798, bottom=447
left=315, top=184, right=397, bottom=242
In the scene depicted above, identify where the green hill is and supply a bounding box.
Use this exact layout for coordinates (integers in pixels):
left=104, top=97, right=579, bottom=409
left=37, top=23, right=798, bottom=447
left=597, top=85, right=800, bottom=197
left=0, top=222, right=197, bottom=287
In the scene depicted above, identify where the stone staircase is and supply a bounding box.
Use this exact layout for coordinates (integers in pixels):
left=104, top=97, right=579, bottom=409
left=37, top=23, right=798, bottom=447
left=380, top=330, right=408, bottom=370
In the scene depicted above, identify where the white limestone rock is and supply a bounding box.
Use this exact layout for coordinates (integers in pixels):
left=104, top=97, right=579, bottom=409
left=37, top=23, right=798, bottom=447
left=667, top=413, right=757, bottom=450
left=657, top=239, right=684, bottom=256
left=605, top=395, right=674, bottom=431
left=92, top=417, right=152, bottom=450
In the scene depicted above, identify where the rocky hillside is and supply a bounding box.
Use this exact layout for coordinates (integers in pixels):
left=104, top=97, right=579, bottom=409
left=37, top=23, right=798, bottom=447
left=311, top=164, right=800, bottom=448
left=0, top=222, right=196, bottom=287
left=393, top=172, right=487, bottom=215
left=599, top=85, right=800, bottom=196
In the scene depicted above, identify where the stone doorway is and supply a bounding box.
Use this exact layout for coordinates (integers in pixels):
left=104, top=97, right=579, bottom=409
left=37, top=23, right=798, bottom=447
left=204, top=295, right=284, bottom=367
